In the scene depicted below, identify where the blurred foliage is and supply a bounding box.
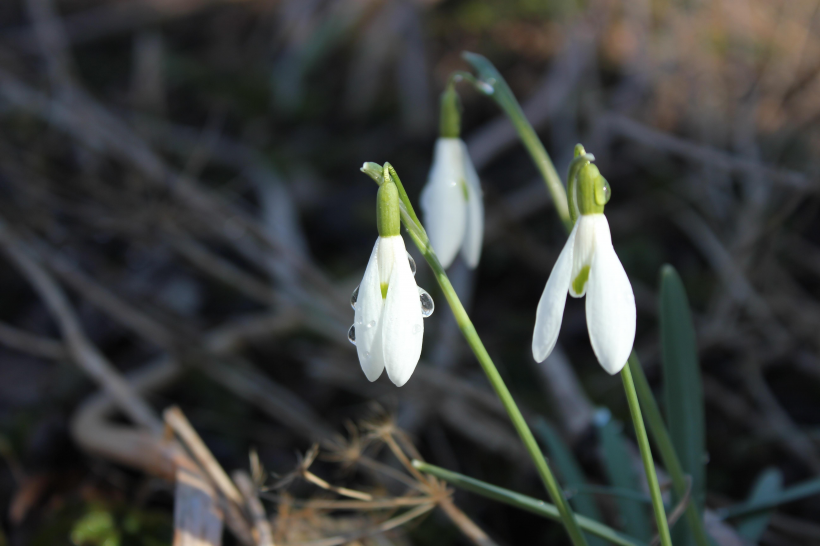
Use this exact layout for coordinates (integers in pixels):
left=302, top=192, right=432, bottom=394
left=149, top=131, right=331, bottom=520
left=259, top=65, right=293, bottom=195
left=33, top=502, right=170, bottom=546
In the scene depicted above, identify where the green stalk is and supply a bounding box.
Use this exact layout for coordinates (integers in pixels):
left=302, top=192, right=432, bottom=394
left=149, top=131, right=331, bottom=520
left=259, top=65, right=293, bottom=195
left=412, top=460, right=647, bottom=546
left=628, top=355, right=712, bottom=546
left=457, top=52, right=696, bottom=546
left=460, top=53, right=573, bottom=232
left=621, top=365, right=673, bottom=546
left=363, top=163, right=589, bottom=546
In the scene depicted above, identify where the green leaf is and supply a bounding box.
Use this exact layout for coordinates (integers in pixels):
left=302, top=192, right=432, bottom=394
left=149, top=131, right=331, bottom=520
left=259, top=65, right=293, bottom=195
left=735, top=468, right=782, bottom=542
left=719, top=476, right=820, bottom=519
left=412, top=460, right=647, bottom=546
left=597, top=412, right=653, bottom=542
left=535, top=418, right=608, bottom=546
left=628, top=355, right=712, bottom=546
left=659, top=264, right=705, bottom=546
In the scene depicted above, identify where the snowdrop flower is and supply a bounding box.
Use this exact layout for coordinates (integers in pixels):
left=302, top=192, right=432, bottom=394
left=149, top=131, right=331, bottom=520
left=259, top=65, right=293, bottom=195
left=532, top=162, right=636, bottom=374
left=349, top=180, right=434, bottom=386
left=420, top=86, right=483, bottom=269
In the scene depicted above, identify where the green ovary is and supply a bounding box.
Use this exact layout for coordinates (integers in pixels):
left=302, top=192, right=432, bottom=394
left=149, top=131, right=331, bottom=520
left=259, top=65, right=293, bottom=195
left=381, top=282, right=389, bottom=299
left=572, top=266, right=590, bottom=295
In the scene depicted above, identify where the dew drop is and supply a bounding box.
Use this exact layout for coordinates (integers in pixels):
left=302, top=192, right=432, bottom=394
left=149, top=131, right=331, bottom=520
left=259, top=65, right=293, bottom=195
left=412, top=324, right=422, bottom=335
left=418, top=287, right=434, bottom=318
left=366, top=320, right=376, bottom=329
left=407, top=253, right=416, bottom=276
left=364, top=351, right=370, bottom=358
left=595, top=178, right=612, bottom=205
left=350, top=285, right=359, bottom=309
left=347, top=324, right=356, bottom=345
left=478, top=80, right=495, bottom=95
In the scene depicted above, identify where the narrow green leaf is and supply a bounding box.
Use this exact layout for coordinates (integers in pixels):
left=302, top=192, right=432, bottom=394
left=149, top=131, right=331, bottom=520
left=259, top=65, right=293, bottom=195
left=535, top=418, right=608, bottom=546
left=719, top=476, right=820, bottom=519
left=597, top=412, right=653, bottom=542
left=735, top=468, right=782, bottom=542
left=412, top=460, right=647, bottom=546
left=659, top=264, right=705, bottom=546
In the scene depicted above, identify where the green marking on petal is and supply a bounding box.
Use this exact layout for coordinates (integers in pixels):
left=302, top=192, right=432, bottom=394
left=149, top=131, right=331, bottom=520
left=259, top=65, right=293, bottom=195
left=461, top=179, right=469, bottom=201
left=381, top=282, right=389, bottom=299
left=572, top=266, right=590, bottom=295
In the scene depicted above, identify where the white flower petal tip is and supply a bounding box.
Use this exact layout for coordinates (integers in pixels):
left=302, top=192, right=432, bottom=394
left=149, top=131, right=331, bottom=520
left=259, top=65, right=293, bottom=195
left=586, top=220, right=635, bottom=375
left=459, top=140, right=484, bottom=269
left=421, top=138, right=484, bottom=270
left=351, top=236, right=426, bottom=386
left=354, top=239, right=386, bottom=381
left=382, top=236, right=424, bottom=386
left=532, top=221, right=578, bottom=363
left=532, top=214, right=636, bottom=375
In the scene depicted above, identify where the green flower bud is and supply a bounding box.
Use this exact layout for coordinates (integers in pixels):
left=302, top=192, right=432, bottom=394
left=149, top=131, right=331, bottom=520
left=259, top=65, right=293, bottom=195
left=577, top=163, right=609, bottom=216
left=377, top=181, right=401, bottom=237
left=439, top=85, right=461, bottom=138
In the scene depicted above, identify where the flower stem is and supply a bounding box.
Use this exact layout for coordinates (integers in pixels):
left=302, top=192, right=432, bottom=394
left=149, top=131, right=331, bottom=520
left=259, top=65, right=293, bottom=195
left=378, top=165, right=588, bottom=546
left=620, top=365, right=673, bottom=546
left=461, top=52, right=573, bottom=232
left=628, top=355, right=711, bottom=546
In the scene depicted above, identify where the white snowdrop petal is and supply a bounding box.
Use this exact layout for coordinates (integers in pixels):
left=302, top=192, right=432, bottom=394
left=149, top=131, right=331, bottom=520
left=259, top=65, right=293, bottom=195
left=381, top=236, right=424, bottom=386
left=376, top=233, right=396, bottom=288
left=420, top=138, right=467, bottom=269
left=532, top=220, right=579, bottom=363
left=459, top=140, right=484, bottom=268
left=354, top=239, right=386, bottom=381
left=569, top=215, right=598, bottom=298
left=585, top=217, right=636, bottom=375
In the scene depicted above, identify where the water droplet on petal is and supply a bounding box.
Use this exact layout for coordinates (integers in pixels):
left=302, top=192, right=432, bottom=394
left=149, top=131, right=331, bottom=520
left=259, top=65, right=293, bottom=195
left=350, top=285, right=359, bottom=309
left=366, top=320, right=376, bottom=329
left=595, top=178, right=611, bottom=205
left=364, top=351, right=370, bottom=357
left=418, top=287, right=434, bottom=318
left=347, top=324, right=356, bottom=345
left=407, top=253, right=416, bottom=276
left=412, top=324, right=422, bottom=334
left=478, top=80, right=495, bottom=95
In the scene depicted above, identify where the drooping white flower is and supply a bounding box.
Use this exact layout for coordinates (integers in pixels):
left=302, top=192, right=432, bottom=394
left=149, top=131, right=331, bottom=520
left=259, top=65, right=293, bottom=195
left=532, top=163, right=635, bottom=375
left=420, top=139, right=484, bottom=269
left=352, top=235, right=425, bottom=386
left=349, top=178, right=433, bottom=387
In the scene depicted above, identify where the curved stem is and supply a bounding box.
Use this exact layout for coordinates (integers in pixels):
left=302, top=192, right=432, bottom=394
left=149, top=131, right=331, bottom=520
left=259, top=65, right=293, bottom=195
left=461, top=52, right=572, bottom=232
left=377, top=166, right=588, bottom=546
left=620, top=366, right=673, bottom=546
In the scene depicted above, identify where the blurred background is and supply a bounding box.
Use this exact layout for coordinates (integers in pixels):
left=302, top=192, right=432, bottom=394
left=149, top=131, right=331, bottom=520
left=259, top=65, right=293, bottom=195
left=0, top=0, right=819, bottom=544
